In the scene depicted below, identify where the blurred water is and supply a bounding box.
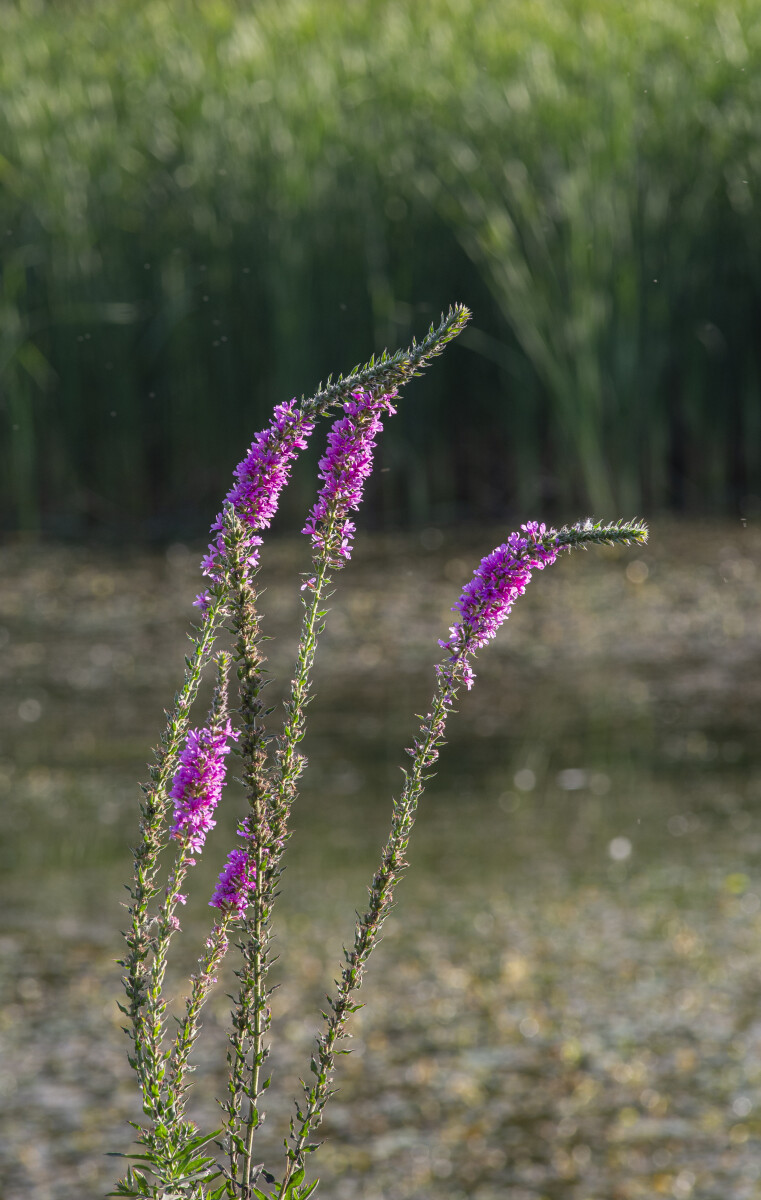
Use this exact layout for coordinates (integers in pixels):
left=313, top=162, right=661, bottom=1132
left=0, top=520, right=760, bottom=1198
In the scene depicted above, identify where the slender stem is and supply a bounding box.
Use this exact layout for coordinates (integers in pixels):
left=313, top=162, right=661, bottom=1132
left=238, top=546, right=336, bottom=1198
left=268, top=555, right=331, bottom=860
left=167, top=913, right=236, bottom=1109
left=134, top=837, right=195, bottom=1128
left=121, top=594, right=225, bottom=1125
left=242, top=878, right=266, bottom=1197
left=223, top=496, right=350, bottom=1199
left=280, top=681, right=454, bottom=1196
left=218, top=517, right=274, bottom=1196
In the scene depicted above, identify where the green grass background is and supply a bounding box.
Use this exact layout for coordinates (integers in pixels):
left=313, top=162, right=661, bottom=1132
left=2, top=0, right=760, bottom=535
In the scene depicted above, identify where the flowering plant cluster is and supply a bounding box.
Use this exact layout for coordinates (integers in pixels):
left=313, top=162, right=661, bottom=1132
left=116, top=306, right=647, bottom=1199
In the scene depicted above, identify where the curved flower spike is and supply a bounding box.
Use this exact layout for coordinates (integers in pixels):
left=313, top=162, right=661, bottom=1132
left=439, top=518, right=648, bottom=691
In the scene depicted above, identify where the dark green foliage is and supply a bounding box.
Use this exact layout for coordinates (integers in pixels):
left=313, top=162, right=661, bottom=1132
left=1, top=0, right=759, bottom=535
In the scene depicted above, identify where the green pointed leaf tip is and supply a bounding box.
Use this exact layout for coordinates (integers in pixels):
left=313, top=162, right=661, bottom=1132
left=550, top=518, right=649, bottom=550
left=305, top=304, right=470, bottom=411
left=298, top=1181, right=320, bottom=1199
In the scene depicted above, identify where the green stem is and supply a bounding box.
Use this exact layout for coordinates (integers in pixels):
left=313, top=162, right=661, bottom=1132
left=268, top=556, right=331, bottom=859
left=280, top=681, right=454, bottom=1196
left=121, top=594, right=225, bottom=1127
left=167, top=913, right=236, bottom=1116
left=238, top=543, right=336, bottom=1198
left=218, top=517, right=273, bottom=1196
left=242, top=874, right=266, bottom=1198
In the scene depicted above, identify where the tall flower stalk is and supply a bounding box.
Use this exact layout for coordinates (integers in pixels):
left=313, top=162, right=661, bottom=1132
left=278, top=519, right=648, bottom=1195
left=197, top=312, right=469, bottom=1196
left=219, top=388, right=398, bottom=1196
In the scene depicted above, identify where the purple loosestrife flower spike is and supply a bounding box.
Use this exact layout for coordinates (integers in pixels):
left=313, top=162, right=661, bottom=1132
left=210, top=848, right=257, bottom=917
left=170, top=719, right=238, bottom=859
left=281, top=518, right=648, bottom=1192
left=439, top=521, right=560, bottom=691
left=195, top=399, right=317, bottom=607
left=303, top=389, right=397, bottom=566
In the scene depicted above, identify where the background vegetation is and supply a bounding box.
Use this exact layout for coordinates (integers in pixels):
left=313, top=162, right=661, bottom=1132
left=1, top=0, right=760, bottom=537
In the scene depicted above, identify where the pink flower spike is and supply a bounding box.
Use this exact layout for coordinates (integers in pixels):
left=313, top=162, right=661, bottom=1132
left=210, top=848, right=257, bottom=916
left=170, top=719, right=238, bottom=856
left=203, top=400, right=316, bottom=582
left=439, top=522, right=564, bottom=689
left=303, top=389, right=397, bottom=567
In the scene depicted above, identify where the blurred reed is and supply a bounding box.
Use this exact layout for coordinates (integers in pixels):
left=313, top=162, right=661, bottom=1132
left=1, top=0, right=760, bottom=535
